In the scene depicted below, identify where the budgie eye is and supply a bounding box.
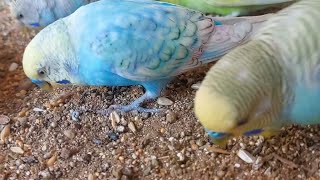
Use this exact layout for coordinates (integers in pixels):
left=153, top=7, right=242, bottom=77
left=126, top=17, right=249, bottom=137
left=37, top=69, right=46, bottom=76
left=237, top=118, right=248, bottom=126
left=17, top=13, right=24, bottom=19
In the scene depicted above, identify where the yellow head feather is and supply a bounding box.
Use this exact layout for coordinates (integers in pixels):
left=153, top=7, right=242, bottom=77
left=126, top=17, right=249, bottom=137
left=22, top=20, right=76, bottom=91
left=22, top=40, right=45, bottom=80
left=195, top=85, right=239, bottom=132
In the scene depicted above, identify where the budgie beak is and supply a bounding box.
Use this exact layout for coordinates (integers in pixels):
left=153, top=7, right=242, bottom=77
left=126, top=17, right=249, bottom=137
left=206, top=129, right=232, bottom=148
left=31, top=79, right=53, bottom=91
left=210, top=137, right=230, bottom=149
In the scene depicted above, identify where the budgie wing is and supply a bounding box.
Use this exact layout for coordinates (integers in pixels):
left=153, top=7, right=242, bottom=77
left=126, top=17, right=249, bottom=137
left=204, top=0, right=295, bottom=6
left=87, top=2, right=214, bottom=81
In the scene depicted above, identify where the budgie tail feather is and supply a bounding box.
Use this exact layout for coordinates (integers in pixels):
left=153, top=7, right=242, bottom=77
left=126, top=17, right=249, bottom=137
left=178, top=13, right=273, bottom=73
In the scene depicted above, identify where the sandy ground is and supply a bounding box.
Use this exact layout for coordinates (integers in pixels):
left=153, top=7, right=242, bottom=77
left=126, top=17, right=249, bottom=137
left=0, top=4, right=320, bottom=180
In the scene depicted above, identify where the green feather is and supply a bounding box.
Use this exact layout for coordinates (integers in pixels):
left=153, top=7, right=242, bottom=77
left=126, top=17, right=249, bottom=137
left=160, top=0, right=296, bottom=15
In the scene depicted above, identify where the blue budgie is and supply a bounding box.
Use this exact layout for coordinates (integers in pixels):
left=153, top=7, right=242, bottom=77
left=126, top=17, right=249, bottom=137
left=22, top=0, right=270, bottom=113
left=7, top=0, right=95, bottom=28
left=195, top=0, right=320, bottom=147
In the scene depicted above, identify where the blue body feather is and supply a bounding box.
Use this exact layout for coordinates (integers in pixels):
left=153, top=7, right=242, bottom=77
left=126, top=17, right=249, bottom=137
left=67, top=0, right=212, bottom=95
left=289, top=85, right=320, bottom=125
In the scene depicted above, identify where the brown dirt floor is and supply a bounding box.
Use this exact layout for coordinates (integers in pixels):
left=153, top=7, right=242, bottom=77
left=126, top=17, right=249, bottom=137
left=0, top=4, right=320, bottom=180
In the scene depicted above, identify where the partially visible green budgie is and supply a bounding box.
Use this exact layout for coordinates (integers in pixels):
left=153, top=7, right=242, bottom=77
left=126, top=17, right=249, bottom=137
left=162, top=0, right=296, bottom=16
left=22, top=0, right=271, bottom=113
left=7, top=0, right=96, bottom=28
left=195, top=0, right=320, bottom=147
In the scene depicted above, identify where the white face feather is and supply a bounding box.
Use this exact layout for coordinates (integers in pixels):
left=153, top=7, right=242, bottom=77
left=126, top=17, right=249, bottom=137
left=23, top=20, right=79, bottom=85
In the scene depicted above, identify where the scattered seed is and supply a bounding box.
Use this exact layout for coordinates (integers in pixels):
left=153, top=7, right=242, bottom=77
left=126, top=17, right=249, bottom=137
left=166, top=111, right=177, bottom=124
left=16, top=139, right=24, bottom=148
left=0, top=115, right=10, bottom=125
left=49, top=92, right=73, bottom=107
left=120, top=117, right=127, bottom=126
left=1, top=124, right=10, bottom=142
left=41, top=144, right=47, bottom=151
left=237, top=149, right=256, bottom=163
left=50, top=122, right=57, bottom=128
left=206, top=146, right=230, bottom=155
left=63, top=129, right=76, bottom=139
left=10, top=146, right=24, bottom=154
left=33, top=108, right=45, bottom=112
left=111, top=111, right=121, bottom=123
left=177, top=152, right=185, bottom=162
left=160, top=128, right=165, bottom=134
left=253, top=156, right=264, bottom=170
left=46, top=153, right=57, bottom=167
left=191, top=82, right=201, bottom=90
left=110, top=111, right=120, bottom=129
left=118, top=156, right=124, bottom=162
left=88, top=173, right=95, bottom=180
left=264, top=167, right=272, bottom=175
left=128, top=122, right=136, bottom=133
left=190, top=141, right=198, bottom=151
left=116, top=126, right=125, bottom=133
left=217, top=170, right=226, bottom=177
left=157, top=97, right=173, bottom=106
left=8, top=62, right=18, bottom=71
left=18, top=108, right=28, bottom=117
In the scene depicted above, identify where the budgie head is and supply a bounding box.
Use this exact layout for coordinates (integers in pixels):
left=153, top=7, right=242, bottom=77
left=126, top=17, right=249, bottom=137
left=23, top=20, right=78, bottom=90
left=194, top=41, right=283, bottom=146
left=8, top=0, right=54, bottom=28
left=195, top=84, right=267, bottom=141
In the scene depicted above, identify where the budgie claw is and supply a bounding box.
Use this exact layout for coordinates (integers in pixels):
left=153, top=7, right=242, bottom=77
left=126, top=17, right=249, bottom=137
left=210, top=138, right=229, bottom=149
left=260, top=129, right=281, bottom=139
left=97, top=104, right=164, bottom=115
left=97, top=91, right=165, bottom=115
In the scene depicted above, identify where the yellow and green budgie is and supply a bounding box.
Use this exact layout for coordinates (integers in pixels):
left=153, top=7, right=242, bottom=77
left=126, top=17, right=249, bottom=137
left=161, top=0, right=296, bottom=16
left=194, top=0, right=320, bottom=146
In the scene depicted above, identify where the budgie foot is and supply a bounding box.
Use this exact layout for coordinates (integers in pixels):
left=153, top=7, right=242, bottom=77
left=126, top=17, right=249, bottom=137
left=97, top=91, right=164, bottom=115
left=107, top=104, right=163, bottom=113
left=260, top=129, right=281, bottom=139
left=210, top=137, right=229, bottom=149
